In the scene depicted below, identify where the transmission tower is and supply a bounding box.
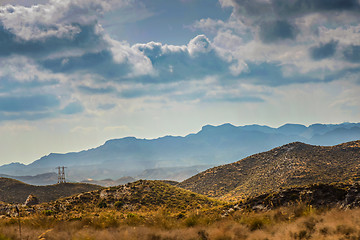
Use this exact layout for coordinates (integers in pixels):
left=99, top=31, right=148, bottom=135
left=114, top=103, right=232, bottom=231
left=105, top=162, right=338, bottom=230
left=56, top=166, right=67, bottom=183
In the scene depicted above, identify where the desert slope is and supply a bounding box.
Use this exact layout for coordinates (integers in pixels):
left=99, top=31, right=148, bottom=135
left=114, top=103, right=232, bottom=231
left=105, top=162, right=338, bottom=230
left=178, top=140, right=360, bottom=201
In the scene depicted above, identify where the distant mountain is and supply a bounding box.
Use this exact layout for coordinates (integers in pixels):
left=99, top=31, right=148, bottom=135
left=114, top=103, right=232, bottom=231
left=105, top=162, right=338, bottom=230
left=81, top=176, right=137, bottom=187
left=0, top=172, right=58, bottom=185
left=0, top=122, right=359, bottom=183
left=0, top=178, right=102, bottom=204
left=178, top=140, right=360, bottom=201
left=137, top=165, right=211, bottom=182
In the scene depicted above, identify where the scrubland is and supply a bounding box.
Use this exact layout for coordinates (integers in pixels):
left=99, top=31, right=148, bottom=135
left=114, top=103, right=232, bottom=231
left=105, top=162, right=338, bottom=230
left=1, top=204, right=360, bottom=240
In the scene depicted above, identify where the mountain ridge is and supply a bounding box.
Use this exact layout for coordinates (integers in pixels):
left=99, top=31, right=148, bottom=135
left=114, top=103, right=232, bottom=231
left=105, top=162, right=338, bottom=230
left=1, top=122, right=359, bottom=183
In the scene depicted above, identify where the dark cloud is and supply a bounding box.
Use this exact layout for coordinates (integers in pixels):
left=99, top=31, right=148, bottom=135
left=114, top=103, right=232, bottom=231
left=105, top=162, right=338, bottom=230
left=259, top=20, right=298, bottom=43
left=272, top=0, right=360, bottom=17
left=231, top=0, right=360, bottom=18
left=61, top=101, right=84, bottom=115
left=0, top=23, right=104, bottom=58
left=310, top=40, right=338, bottom=60
left=229, top=0, right=360, bottom=45
left=237, top=62, right=319, bottom=86
left=0, top=95, right=59, bottom=112
left=343, top=45, right=360, bottom=63
left=40, top=50, right=131, bottom=79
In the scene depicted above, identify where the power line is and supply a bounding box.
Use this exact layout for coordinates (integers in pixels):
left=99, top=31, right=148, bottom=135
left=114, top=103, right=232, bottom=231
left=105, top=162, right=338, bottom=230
left=56, top=166, right=67, bottom=183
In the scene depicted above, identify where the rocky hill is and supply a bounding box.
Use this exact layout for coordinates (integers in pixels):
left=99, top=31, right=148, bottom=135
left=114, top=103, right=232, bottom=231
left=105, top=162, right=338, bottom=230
left=178, top=140, right=360, bottom=201
left=0, top=178, right=102, bottom=204
left=40, top=180, right=221, bottom=214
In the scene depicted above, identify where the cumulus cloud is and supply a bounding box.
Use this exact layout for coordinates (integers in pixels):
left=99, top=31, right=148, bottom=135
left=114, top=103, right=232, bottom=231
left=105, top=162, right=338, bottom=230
left=0, top=0, right=150, bottom=79
left=0, top=0, right=119, bottom=58
left=0, top=0, right=131, bottom=40
left=133, top=35, right=234, bottom=82
left=222, top=0, right=360, bottom=45
left=187, top=35, right=213, bottom=56
left=189, top=0, right=360, bottom=87
left=1, top=0, right=359, bottom=122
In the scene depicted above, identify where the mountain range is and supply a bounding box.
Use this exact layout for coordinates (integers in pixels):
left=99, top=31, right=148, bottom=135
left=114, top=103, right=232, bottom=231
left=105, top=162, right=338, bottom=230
left=0, top=122, right=359, bottom=183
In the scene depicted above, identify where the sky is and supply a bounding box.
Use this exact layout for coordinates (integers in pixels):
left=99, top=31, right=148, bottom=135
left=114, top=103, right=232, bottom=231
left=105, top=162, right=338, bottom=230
left=0, top=0, right=359, bottom=165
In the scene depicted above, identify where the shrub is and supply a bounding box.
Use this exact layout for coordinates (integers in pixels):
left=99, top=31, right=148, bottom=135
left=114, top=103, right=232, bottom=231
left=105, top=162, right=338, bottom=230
left=114, top=201, right=124, bottom=209
left=43, top=210, right=53, bottom=216
left=248, top=218, right=266, bottom=231
left=336, top=225, right=355, bottom=236
left=198, top=230, right=209, bottom=240
left=97, top=201, right=107, bottom=208
left=184, top=214, right=200, bottom=227
left=0, top=234, right=11, bottom=240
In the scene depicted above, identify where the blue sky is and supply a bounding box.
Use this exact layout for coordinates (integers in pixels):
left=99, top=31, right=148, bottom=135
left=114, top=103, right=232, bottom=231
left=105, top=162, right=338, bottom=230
left=0, top=0, right=359, bottom=165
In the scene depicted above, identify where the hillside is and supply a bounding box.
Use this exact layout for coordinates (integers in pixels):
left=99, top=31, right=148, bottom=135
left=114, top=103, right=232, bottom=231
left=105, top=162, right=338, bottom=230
left=1, top=122, right=359, bottom=183
left=1, top=182, right=360, bottom=240
left=178, top=140, right=360, bottom=201
left=42, top=180, right=221, bottom=213
left=0, top=178, right=102, bottom=204
left=237, top=182, right=360, bottom=210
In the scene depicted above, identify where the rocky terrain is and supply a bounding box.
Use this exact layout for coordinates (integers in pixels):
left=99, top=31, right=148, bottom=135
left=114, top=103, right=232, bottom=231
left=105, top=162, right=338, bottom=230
left=179, top=140, right=360, bottom=201
left=225, top=182, right=360, bottom=214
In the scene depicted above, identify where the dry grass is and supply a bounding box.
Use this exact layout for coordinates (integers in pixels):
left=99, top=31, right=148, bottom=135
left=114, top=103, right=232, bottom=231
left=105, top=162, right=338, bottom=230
left=1, top=205, right=360, bottom=240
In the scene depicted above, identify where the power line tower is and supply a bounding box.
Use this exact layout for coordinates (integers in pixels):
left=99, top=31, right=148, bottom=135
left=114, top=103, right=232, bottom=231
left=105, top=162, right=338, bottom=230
left=56, top=166, right=67, bottom=183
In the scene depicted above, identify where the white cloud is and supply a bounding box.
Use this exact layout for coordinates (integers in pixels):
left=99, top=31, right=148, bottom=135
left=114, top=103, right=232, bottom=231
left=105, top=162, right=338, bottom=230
left=106, top=36, right=154, bottom=77
left=187, top=34, right=213, bottom=56
left=0, top=56, right=66, bottom=83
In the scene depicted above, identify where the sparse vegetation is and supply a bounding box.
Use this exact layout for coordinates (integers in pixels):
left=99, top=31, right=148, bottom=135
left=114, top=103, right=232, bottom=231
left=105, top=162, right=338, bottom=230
left=1, top=203, right=360, bottom=239
left=0, top=179, right=359, bottom=239
left=1, top=141, right=360, bottom=239
left=179, top=141, right=360, bottom=201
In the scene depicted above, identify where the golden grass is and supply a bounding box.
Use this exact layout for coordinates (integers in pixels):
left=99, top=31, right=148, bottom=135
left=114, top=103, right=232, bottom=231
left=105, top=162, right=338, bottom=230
left=1, top=205, right=360, bottom=240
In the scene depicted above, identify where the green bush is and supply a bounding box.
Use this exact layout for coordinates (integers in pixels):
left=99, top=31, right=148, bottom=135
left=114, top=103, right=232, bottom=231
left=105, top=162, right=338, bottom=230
left=43, top=210, right=53, bottom=216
